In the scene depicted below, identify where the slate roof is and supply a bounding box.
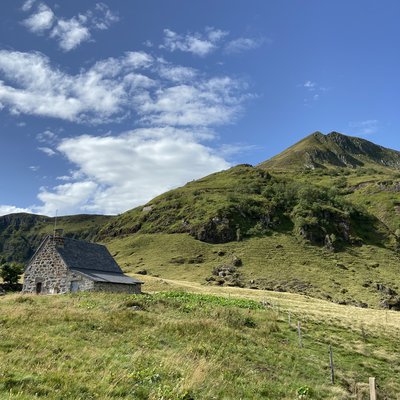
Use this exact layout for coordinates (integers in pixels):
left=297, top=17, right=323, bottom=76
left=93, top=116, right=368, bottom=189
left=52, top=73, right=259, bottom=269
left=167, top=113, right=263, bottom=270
left=56, top=237, right=143, bottom=285
left=72, top=269, right=141, bottom=285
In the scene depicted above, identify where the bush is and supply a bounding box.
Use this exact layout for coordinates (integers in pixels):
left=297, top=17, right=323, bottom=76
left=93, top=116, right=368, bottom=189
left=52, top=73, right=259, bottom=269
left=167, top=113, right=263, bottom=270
left=0, top=263, right=24, bottom=286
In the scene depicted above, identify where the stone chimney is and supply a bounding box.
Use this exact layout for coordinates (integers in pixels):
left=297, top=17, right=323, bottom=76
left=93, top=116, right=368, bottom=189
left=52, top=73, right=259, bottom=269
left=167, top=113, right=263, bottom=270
left=54, top=228, right=64, bottom=237
left=53, top=229, right=64, bottom=247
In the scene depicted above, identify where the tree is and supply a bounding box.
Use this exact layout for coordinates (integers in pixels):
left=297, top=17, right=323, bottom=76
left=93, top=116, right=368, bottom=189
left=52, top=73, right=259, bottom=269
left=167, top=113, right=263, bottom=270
left=0, top=263, right=23, bottom=286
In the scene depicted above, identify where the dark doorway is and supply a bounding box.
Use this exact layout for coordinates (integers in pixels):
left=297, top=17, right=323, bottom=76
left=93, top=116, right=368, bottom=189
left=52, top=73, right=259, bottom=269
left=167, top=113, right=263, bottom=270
left=36, top=282, right=42, bottom=294
left=70, top=281, right=79, bottom=293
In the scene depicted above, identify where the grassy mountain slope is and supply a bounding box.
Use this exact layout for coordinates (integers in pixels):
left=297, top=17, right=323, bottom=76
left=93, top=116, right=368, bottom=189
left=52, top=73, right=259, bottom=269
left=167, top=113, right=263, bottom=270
left=1, top=288, right=400, bottom=399
left=0, top=213, right=112, bottom=263
left=259, top=131, right=400, bottom=171
left=97, top=132, right=400, bottom=309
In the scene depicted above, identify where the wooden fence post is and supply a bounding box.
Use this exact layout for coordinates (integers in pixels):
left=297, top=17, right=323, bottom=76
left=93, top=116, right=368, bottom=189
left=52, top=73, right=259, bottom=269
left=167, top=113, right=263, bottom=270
left=288, top=311, right=291, bottom=327
left=329, top=345, right=335, bottom=384
left=297, top=321, right=302, bottom=348
left=369, top=377, right=376, bottom=400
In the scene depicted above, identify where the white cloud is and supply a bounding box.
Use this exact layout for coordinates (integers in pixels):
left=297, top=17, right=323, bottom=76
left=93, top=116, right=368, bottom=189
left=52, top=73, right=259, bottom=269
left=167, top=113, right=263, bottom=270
left=51, top=17, right=90, bottom=52
left=91, top=3, right=119, bottom=30
left=29, top=165, right=40, bottom=171
left=22, top=3, right=55, bottom=33
left=158, top=64, right=197, bottom=83
left=349, top=120, right=379, bottom=135
left=300, top=80, right=327, bottom=105
left=22, top=2, right=119, bottom=51
left=22, top=0, right=37, bottom=12
left=161, top=27, right=228, bottom=57
left=37, top=181, right=98, bottom=216
left=135, top=77, right=247, bottom=127
left=224, top=37, right=264, bottom=54
left=303, top=81, right=316, bottom=90
left=0, top=205, right=33, bottom=216
left=38, top=146, right=56, bottom=156
left=35, top=128, right=230, bottom=215
left=0, top=50, right=248, bottom=125
left=36, top=129, right=58, bottom=143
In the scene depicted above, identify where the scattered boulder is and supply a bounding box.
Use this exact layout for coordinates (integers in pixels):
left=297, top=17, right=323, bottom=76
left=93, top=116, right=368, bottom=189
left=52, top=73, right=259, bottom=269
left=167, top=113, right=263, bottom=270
left=336, top=263, right=348, bottom=270
left=0, top=286, right=5, bottom=296
left=169, top=256, right=185, bottom=264
left=136, top=269, right=147, bottom=275
left=208, top=264, right=244, bottom=287
left=232, top=256, right=242, bottom=267
left=217, top=250, right=226, bottom=256
left=188, top=255, right=204, bottom=264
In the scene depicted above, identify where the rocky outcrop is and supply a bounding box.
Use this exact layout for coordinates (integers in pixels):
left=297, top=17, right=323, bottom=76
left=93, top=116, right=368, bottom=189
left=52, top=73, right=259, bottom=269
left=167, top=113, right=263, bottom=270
left=191, top=217, right=236, bottom=244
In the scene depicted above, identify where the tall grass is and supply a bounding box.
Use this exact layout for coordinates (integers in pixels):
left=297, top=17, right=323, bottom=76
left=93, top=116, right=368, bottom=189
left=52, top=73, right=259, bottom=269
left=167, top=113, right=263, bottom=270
left=1, top=291, right=399, bottom=399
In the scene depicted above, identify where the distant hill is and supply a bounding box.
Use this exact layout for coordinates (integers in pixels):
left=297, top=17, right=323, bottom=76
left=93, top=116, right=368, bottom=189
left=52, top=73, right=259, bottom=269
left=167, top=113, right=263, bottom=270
left=259, top=131, right=400, bottom=170
left=3, top=131, right=400, bottom=308
left=0, top=213, right=112, bottom=263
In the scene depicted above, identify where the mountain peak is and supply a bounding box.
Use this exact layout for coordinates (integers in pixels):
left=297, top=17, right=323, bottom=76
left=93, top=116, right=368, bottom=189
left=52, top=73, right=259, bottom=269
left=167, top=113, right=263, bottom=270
left=259, top=131, right=400, bottom=170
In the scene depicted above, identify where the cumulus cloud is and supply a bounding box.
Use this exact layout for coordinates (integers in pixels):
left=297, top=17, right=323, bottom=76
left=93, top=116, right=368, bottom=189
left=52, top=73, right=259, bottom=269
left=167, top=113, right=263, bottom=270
left=224, top=37, right=264, bottom=54
left=50, top=17, right=91, bottom=52
left=22, top=2, right=119, bottom=51
left=22, top=3, right=55, bottom=33
left=37, top=181, right=98, bottom=216
left=135, top=77, right=247, bottom=127
left=0, top=205, right=33, bottom=216
left=35, top=128, right=230, bottom=215
left=0, top=50, right=247, bottom=125
left=160, top=27, right=228, bottom=57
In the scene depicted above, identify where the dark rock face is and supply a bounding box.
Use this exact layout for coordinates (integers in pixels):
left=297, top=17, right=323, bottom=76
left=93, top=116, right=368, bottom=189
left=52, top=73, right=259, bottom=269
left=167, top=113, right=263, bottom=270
left=191, top=217, right=236, bottom=244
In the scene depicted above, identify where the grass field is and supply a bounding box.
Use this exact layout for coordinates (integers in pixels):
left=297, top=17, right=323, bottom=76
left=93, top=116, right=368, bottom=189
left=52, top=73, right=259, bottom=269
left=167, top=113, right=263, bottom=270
left=1, top=281, right=400, bottom=399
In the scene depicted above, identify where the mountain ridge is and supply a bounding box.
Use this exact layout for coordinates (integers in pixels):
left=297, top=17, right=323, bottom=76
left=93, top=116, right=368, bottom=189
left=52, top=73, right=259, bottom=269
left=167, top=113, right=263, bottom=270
left=258, top=131, right=400, bottom=170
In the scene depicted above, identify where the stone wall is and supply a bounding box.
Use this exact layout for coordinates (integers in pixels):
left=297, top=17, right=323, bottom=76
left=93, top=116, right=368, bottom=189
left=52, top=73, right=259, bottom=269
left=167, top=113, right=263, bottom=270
left=23, top=237, right=69, bottom=294
left=66, top=270, right=95, bottom=292
left=94, top=282, right=141, bottom=294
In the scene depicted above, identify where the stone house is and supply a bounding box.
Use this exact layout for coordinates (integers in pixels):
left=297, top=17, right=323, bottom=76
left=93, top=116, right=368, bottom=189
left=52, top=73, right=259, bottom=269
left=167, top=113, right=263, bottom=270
left=22, top=230, right=143, bottom=295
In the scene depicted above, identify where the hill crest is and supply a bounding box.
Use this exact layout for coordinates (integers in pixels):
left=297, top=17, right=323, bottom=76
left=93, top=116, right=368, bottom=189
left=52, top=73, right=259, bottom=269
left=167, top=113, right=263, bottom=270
left=258, top=131, right=400, bottom=170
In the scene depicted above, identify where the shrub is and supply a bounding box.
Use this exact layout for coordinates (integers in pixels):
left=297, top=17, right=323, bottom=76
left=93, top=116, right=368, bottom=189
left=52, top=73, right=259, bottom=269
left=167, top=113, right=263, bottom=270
left=0, top=263, right=23, bottom=286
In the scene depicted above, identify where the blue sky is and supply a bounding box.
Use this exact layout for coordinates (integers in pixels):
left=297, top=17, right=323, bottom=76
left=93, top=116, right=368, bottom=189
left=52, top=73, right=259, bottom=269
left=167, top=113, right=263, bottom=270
left=1, top=0, right=400, bottom=216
